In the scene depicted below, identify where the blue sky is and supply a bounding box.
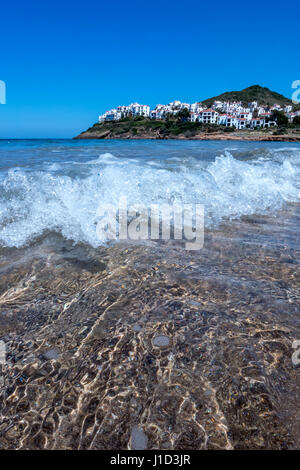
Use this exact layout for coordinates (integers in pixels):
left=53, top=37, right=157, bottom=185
left=0, top=0, right=299, bottom=138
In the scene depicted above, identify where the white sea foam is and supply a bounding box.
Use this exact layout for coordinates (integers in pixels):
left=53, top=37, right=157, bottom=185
left=47, top=163, right=61, bottom=171
left=87, top=153, right=118, bottom=164
left=0, top=150, right=299, bottom=248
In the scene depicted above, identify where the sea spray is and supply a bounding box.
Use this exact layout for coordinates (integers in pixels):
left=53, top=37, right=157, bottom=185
left=0, top=145, right=299, bottom=248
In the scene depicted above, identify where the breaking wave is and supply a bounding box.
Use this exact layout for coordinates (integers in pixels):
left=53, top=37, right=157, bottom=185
left=0, top=149, right=299, bottom=248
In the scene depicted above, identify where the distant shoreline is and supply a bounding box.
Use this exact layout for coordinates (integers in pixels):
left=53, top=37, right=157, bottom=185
left=75, top=132, right=300, bottom=142
left=75, top=116, right=300, bottom=142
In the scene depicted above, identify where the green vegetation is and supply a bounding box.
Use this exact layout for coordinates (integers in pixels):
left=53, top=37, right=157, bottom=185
left=82, top=114, right=300, bottom=139
left=202, top=85, right=294, bottom=108
left=79, top=84, right=300, bottom=139
left=292, top=115, right=300, bottom=127
left=176, top=108, right=191, bottom=121
left=85, top=117, right=235, bottom=139
left=269, top=110, right=289, bottom=127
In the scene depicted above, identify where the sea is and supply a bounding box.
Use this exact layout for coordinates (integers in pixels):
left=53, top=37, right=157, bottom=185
left=0, top=139, right=299, bottom=248
left=0, top=139, right=299, bottom=450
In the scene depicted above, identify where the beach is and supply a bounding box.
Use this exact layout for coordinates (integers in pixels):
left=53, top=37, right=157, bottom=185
left=0, top=140, right=299, bottom=449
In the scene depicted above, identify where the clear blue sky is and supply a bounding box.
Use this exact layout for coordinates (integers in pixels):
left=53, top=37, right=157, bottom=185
left=0, top=0, right=299, bottom=138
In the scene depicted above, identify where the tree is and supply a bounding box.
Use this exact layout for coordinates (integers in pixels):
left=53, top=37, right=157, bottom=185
left=176, top=108, right=191, bottom=122
left=165, top=112, right=176, bottom=122
left=270, top=110, right=289, bottom=127
left=292, top=115, right=300, bottom=127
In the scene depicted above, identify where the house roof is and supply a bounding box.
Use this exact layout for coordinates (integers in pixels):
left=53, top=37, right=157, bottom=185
left=200, top=109, right=216, bottom=113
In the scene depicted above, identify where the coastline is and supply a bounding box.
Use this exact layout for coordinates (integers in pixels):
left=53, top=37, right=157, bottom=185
left=75, top=132, right=300, bottom=142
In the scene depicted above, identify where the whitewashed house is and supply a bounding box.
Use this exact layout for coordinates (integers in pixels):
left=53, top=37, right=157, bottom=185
left=169, top=100, right=181, bottom=108
left=258, top=107, right=269, bottom=116
left=99, top=109, right=121, bottom=122
left=190, top=102, right=203, bottom=113
left=198, top=109, right=219, bottom=124
left=251, top=117, right=265, bottom=128
left=190, top=112, right=200, bottom=122
left=99, top=102, right=150, bottom=122
left=259, top=112, right=272, bottom=120
left=217, top=114, right=228, bottom=125
left=238, top=111, right=252, bottom=120
left=270, top=104, right=282, bottom=111
left=235, top=118, right=247, bottom=129
left=264, top=121, right=277, bottom=127
left=225, top=115, right=237, bottom=127
left=248, top=101, right=258, bottom=110
left=117, top=105, right=129, bottom=117
left=151, top=106, right=165, bottom=119
left=212, top=100, right=224, bottom=110
left=130, top=103, right=150, bottom=117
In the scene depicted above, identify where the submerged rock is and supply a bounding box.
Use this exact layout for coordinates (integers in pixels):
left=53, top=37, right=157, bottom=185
left=153, top=335, right=170, bottom=347
left=131, top=426, right=148, bottom=450
left=43, top=349, right=59, bottom=360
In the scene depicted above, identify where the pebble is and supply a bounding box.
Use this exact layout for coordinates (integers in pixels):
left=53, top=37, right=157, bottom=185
left=131, top=425, right=148, bottom=450
left=133, top=324, right=142, bottom=332
left=43, top=349, right=59, bottom=360
left=153, top=335, right=170, bottom=347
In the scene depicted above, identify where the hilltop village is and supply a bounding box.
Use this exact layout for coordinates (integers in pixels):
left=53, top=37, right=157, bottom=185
left=98, top=99, right=300, bottom=130
left=76, top=86, right=300, bottom=141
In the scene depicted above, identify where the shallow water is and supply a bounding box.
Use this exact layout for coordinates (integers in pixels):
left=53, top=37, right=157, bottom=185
left=0, top=140, right=299, bottom=449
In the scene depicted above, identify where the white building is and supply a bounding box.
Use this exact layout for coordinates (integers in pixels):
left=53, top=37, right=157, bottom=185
left=130, top=103, right=150, bottom=117
left=213, top=100, right=224, bottom=110
left=238, top=111, right=252, bottom=120
left=235, top=118, right=248, bottom=129
left=225, top=115, right=237, bottom=127
left=99, top=109, right=121, bottom=122
left=198, top=109, right=219, bottom=124
left=190, top=112, right=200, bottom=122
left=190, top=102, right=203, bottom=113
left=270, top=104, right=282, bottom=111
left=217, top=114, right=228, bottom=125
left=258, top=107, right=269, bottom=116
left=259, top=112, right=272, bottom=120
left=169, top=100, right=181, bottom=108
left=248, top=101, right=258, bottom=110
left=251, top=117, right=265, bottom=128
left=99, top=102, right=150, bottom=122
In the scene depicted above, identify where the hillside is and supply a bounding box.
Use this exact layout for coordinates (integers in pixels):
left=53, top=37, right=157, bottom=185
left=202, top=85, right=293, bottom=108
left=75, top=117, right=300, bottom=142
left=76, top=85, right=300, bottom=141
left=75, top=118, right=234, bottom=140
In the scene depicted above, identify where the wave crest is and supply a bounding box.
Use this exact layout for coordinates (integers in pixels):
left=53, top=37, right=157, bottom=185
left=0, top=151, right=299, bottom=248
